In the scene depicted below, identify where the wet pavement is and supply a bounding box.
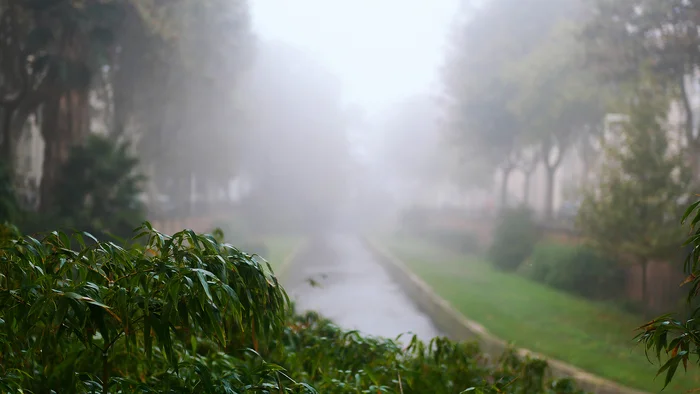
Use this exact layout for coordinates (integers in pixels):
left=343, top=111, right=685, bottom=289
left=284, top=234, right=442, bottom=341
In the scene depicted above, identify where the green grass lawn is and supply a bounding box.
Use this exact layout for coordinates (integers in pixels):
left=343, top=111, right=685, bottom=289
left=384, top=236, right=700, bottom=393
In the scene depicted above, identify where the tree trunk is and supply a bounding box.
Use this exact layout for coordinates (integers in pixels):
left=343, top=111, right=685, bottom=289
left=500, top=167, right=512, bottom=211
left=39, top=90, right=90, bottom=212
left=523, top=172, right=532, bottom=206
left=0, top=107, right=15, bottom=169
left=544, top=167, right=555, bottom=220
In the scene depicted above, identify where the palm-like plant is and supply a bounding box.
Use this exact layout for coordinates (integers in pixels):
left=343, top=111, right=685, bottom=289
left=51, top=134, right=145, bottom=239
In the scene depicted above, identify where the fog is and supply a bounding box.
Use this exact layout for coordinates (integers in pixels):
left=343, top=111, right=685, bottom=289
left=2, top=0, right=698, bottom=390
left=238, top=0, right=464, bottom=235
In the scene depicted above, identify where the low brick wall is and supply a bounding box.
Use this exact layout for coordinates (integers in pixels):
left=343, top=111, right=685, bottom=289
left=365, top=239, right=649, bottom=394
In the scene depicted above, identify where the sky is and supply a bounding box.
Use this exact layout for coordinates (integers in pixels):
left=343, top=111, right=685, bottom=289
left=250, top=0, right=461, bottom=114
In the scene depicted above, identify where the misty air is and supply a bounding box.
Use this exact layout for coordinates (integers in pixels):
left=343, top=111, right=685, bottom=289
left=1, top=0, right=699, bottom=393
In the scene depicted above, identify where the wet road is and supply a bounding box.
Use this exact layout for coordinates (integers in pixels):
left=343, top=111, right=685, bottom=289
left=284, top=234, right=441, bottom=341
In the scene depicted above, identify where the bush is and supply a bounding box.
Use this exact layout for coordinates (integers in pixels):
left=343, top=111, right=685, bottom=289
left=0, top=224, right=586, bottom=393
left=0, top=224, right=289, bottom=393
left=521, top=242, right=623, bottom=300
left=426, top=226, right=481, bottom=254
left=488, top=206, right=540, bottom=271
left=272, top=311, right=586, bottom=394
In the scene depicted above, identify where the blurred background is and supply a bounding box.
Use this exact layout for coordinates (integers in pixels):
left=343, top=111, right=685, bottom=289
left=1, top=0, right=700, bottom=390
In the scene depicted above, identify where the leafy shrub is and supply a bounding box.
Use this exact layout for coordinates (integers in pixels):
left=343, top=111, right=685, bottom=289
left=271, top=311, right=585, bottom=394
left=521, top=242, right=623, bottom=300
left=0, top=224, right=290, bottom=393
left=426, top=227, right=481, bottom=254
left=0, top=224, right=585, bottom=393
left=488, top=206, right=540, bottom=271
left=50, top=134, right=145, bottom=239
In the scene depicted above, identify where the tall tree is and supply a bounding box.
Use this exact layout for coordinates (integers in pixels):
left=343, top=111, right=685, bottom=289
left=576, top=92, right=690, bottom=318
left=506, top=21, right=605, bottom=218
left=442, top=0, right=582, bottom=209
left=0, top=0, right=254, bottom=217
left=0, top=0, right=28, bottom=172
left=583, top=0, right=700, bottom=179
left=516, top=146, right=539, bottom=206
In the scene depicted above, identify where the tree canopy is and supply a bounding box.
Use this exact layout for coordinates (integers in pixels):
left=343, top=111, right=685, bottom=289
left=576, top=92, right=690, bottom=316
left=0, top=0, right=254, bottom=227
left=442, top=0, right=603, bottom=215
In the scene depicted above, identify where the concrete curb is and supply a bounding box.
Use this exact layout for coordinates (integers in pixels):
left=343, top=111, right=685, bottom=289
left=365, top=238, right=651, bottom=394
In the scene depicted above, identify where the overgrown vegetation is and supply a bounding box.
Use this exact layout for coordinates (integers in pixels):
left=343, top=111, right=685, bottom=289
left=520, top=242, right=623, bottom=301
left=16, top=135, right=146, bottom=239
left=0, top=225, right=585, bottom=393
left=386, top=237, right=700, bottom=391
left=576, top=93, right=689, bottom=318
left=488, top=206, right=539, bottom=271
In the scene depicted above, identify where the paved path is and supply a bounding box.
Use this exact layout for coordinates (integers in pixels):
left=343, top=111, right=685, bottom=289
left=284, top=234, right=441, bottom=341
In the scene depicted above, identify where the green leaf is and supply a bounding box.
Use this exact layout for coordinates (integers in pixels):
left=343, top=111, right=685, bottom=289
left=681, top=200, right=700, bottom=224
left=144, top=313, right=152, bottom=360
left=196, top=270, right=213, bottom=301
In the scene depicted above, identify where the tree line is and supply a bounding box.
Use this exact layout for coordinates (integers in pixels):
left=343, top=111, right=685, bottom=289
left=442, top=0, right=699, bottom=218
left=0, top=0, right=253, bottom=234
left=442, top=0, right=700, bottom=385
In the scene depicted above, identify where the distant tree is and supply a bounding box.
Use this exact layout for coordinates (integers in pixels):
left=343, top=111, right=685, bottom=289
left=576, top=92, right=690, bottom=318
left=0, top=0, right=254, bottom=217
left=442, top=0, right=584, bottom=209
left=583, top=0, right=700, bottom=181
left=515, top=146, right=539, bottom=206
left=506, top=21, right=606, bottom=219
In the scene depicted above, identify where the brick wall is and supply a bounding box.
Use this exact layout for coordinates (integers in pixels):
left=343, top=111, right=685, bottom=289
left=538, top=226, right=685, bottom=313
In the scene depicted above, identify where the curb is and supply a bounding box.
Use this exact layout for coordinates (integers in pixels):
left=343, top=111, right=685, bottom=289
left=365, top=238, right=650, bottom=394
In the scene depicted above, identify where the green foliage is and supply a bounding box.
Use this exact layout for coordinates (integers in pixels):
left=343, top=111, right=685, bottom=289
left=51, top=134, right=145, bottom=239
left=576, top=94, right=689, bottom=266
left=442, top=0, right=589, bottom=181
left=488, top=207, right=539, bottom=271
left=272, top=311, right=584, bottom=394
left=0, top=223, right=290, bottom=393
left=583, top=0, right=699, bottom=85
left=521, top=242, right=623, bottom=300
left=634, top=200, right=700, bottom=389
left=0, top=224, right=586, bottom=393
